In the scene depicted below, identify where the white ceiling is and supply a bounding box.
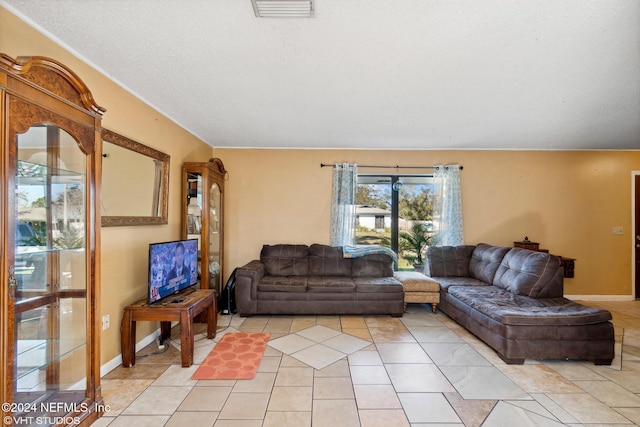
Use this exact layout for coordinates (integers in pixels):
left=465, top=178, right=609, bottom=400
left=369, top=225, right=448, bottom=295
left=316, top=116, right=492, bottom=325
left=3, top=0, right=639, bottom=150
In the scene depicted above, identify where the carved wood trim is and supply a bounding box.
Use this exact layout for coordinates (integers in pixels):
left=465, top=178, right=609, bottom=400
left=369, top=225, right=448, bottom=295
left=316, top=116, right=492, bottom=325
left=104, top=128, right=170, bottom=162
left=9, top=97, right=95, bottom=155
left=209, top=157, right=228, bottom=178
left=0, top=54, right=105, bottom=116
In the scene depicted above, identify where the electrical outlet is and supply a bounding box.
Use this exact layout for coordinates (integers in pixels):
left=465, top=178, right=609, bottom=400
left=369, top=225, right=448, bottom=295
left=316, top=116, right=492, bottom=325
left=102, top=314, right=110, bottom=330
left=612, top=226, right=623, bottom=235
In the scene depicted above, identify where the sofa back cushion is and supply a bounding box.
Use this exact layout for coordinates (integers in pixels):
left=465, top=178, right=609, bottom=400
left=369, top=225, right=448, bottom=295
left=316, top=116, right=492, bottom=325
left=493, top=248, right=564, bottom=297
left=425, top=245, right=476, bottom=277
left=260, top=244, right=309, bottom=276
left=308, top=244, right=352, bottom=276
left=351, top=254, right=394, bottom=277
left=468, top=244, right=511, bottom=283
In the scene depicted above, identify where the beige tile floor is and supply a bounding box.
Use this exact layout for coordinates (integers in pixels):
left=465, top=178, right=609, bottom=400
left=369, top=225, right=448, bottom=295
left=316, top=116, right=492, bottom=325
left=94, top=300, right=640, bottom=427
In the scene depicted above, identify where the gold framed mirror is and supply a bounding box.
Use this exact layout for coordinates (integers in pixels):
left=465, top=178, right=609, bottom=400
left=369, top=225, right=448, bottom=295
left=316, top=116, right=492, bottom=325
left=101, top=129, right=169, bottom=226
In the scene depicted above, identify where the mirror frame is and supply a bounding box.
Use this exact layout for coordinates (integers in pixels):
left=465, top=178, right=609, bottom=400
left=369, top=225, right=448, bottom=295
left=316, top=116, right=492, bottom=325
left=101, top=129, right=170, bottom=226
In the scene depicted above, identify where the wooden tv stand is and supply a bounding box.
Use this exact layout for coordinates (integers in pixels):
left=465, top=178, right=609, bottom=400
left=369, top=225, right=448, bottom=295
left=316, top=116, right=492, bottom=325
left=120, top=288, right=217, bottom=368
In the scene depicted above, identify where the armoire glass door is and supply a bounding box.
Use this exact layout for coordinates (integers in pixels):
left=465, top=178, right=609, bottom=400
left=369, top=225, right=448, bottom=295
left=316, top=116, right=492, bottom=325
left=208, top=182, right=222, bottom=291
left=12, top=124, right=88, bottom=420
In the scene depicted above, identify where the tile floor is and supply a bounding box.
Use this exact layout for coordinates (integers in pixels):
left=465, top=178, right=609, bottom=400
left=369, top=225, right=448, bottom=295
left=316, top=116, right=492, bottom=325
left=94, top=300, right=640, bottom=427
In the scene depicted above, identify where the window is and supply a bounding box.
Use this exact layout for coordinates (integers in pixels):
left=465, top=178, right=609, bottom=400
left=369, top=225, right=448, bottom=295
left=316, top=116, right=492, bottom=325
left=374, top=216, right=385, bottom=231
left=356, top=174, right=437, bottom=271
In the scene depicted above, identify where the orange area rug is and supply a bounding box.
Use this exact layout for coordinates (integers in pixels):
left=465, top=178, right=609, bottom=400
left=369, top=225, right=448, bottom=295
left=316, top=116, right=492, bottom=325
left=191, top=332, right=270, bottom=380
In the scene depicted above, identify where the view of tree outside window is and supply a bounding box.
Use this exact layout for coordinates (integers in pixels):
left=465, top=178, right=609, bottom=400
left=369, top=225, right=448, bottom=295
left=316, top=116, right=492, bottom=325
left=356, top=175, right=437, bottom=271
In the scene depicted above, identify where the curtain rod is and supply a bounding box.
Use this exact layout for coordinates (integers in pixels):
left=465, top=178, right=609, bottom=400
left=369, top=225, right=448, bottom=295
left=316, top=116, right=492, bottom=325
left=319, top=163, right=463, bottom=170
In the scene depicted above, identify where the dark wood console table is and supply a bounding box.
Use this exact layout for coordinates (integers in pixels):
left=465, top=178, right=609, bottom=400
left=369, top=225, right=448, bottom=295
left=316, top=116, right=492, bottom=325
left=121, top=288, right=217, bottom=368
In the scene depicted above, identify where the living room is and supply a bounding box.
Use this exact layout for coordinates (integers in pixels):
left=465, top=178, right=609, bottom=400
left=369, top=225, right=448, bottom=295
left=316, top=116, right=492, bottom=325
left=2, top=1, right=640, bottom=426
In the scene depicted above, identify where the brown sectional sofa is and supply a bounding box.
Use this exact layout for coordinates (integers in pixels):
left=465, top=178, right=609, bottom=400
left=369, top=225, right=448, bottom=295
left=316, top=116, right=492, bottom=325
left=235, top=244, right=404, bottom=317
left=426, top=243, right=615, bottom=365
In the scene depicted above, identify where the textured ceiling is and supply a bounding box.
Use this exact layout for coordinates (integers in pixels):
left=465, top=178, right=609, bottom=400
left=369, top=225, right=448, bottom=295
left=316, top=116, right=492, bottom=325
left=3, top=0, right=639, bottom=150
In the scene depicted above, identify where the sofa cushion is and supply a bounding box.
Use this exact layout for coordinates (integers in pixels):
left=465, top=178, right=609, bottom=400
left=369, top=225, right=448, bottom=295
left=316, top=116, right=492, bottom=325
left=308, top=276, right=355, bottom=293
left=468, top=244, right=511, bottom=283
left=425, top=245, right=476, bottom=277
left=257, top=291, right=320, bottom=301
left=351, top=254, right=394, bottom=277
left=447, top=285, right=612, bottom=326
left=353, top=276, right=403, bottom=293
left=260, top=244, right=309, bottom=276
left=435, top=276, right=489, bottom=292
left=257, top=275, right=308, bottom=292
left=308, top=244, right=352, bottom=276
left=493, top=248, right=564, bottom=298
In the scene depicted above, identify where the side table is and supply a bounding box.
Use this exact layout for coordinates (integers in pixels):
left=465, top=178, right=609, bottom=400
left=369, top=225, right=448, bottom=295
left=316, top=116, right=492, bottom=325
left=121, top=288, right=217, bottom=368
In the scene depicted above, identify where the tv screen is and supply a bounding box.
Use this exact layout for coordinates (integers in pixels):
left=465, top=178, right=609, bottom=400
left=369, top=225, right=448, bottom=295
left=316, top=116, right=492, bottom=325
left=148, top=239, right=198, bottom=304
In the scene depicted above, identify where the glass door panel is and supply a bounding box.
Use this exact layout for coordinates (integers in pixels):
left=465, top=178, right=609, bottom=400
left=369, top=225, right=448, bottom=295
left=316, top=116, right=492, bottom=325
left=186, top=173, right=203, bottom=246
left=208, top=183, right=221, bottom=290
left=357, top=175, right=436, bottom=270
left=13, top=124, right=88, bottom=418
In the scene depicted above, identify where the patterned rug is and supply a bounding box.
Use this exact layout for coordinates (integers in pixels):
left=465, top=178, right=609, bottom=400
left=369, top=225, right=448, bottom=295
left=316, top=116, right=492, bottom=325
left=191, top=332, right=270, bottom=380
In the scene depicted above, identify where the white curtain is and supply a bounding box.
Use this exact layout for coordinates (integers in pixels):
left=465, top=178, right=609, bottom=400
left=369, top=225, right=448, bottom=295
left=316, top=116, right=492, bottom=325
left=330, top=163, right=357, bottom=247
left=433, top=164, right=464, bottom=246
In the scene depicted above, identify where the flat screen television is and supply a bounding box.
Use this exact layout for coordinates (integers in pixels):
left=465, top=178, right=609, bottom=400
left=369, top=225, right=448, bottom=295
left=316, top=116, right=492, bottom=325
left=148, top=239, right=199, bottom=304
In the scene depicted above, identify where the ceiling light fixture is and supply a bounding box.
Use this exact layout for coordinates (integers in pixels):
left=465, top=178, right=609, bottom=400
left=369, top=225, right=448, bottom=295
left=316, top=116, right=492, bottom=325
left=251, top=0, right=314, bottom=18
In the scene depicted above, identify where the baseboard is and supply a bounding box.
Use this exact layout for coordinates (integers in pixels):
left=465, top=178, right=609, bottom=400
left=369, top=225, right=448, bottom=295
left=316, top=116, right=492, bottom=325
left=565, top=294, right=635, bottom=302
left=100, top=328, right=162, bottom=378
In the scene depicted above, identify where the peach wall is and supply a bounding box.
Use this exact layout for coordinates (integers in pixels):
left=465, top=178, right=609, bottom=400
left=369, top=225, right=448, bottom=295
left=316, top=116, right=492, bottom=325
left=2, top=7, right=213, bottom=365
left=215, top=148, right=640, bottom=297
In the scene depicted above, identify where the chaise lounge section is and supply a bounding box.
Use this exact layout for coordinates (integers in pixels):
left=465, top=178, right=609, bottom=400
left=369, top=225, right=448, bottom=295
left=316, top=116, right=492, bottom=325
left=425, top=243, right=615, bottom=365
left=235, top=244, right=404, bottom=317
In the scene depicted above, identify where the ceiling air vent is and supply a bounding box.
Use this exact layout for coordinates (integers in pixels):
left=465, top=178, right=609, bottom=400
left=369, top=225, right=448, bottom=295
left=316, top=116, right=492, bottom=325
left=251, top=0, right=314, bottom=18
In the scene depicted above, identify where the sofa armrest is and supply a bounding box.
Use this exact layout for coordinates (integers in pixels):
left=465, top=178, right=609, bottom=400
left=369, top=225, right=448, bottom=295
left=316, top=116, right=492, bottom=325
left=235, top=260, right=265, bottom=315
left=238, top=259, right=265, bottom=276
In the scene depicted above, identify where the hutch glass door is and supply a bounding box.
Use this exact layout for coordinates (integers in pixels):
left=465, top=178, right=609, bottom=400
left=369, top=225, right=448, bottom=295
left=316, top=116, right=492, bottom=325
left=185, top=171, right=204, bottom=271
left=208, top=182, right=222, bottom=292
left=13, top=124, right=88, bottom=418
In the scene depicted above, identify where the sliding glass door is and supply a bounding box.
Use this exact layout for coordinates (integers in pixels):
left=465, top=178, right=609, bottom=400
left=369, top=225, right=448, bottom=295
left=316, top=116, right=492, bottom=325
left=356, top=175, right=437, bottom=271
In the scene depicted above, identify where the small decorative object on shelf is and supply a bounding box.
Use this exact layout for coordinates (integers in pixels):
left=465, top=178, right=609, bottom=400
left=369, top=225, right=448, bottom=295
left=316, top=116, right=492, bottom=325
left=513, top=237, right=541, bottom=251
